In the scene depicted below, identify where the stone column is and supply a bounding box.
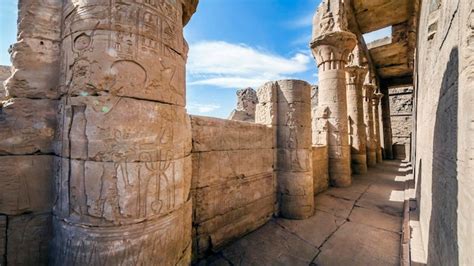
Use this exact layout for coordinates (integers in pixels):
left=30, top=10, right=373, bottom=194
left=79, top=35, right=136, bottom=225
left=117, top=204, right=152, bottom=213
left=373, top=92, right=384, bottom=163
left=0, top=0, right=62, bottom=264
left=51, top=1, right=198, bottom=265
left=311, top=0, right=356, bottom=187
left=363, top=81, right=377, bottom=167
left=256, top=80, right=313, bottom=219
left=380, top=85, right=394, bottom=159
left=346, top=60, right=368, bottom=174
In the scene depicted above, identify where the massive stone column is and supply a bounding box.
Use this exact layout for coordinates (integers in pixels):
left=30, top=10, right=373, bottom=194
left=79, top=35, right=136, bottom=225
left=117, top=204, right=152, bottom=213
left=346, top=46, right=368, bottom=175
left=0, top=0, right=62, bottom=264
left=372, top=92, right=384, bottom=163
left=256, top=80, right=313, bottom=219
left=311, top=0, right=356, bottom=187
left=51, top=1, right=198, bottom=264
left=380, top=85, right=394, bottom=159
left=363, top=80, right=377, bottom=167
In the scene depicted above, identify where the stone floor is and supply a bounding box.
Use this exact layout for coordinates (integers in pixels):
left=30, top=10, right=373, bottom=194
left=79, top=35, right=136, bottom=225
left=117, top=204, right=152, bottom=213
left=196, top=160, right=410, bottom=266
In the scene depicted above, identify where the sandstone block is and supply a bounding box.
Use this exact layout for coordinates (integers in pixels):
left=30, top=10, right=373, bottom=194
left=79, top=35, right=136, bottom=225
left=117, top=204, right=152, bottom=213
left=17, top=0, right=62, bottom=41
left=276, top=79, right=312, bottom=104
left=191, top=116, right=273, bottom=151
left=276, top=148, right=312, bottom=172
left=277, top=171, right=313, bottom=196
left=279, top=194, right=314, bottom=219
left=193, top=173, right=273, bottom=223
left=7, top=212, right=52, bottom=265
left=0, top=155, right=54, bottom=215
left=54, top=156, right=191, bottom=225
left=195, top=195, right=274, bottom=254
left=255, top=102, right=277, bottom=125
left=277, top=125, right=312, bottom=149
left=6, top=38, right=61, bottom=99
left=191, top=149, right=273, bottom=189
left=256, top=81, right=277, bottom=103
left=0, top=98, right=57, bottom=155
left=52, top=201, right=192, bottom=266
left=55, top=96, right=191, bottom=161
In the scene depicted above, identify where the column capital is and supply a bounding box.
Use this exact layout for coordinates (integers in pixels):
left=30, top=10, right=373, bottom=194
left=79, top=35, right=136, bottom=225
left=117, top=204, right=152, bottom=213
left=372, top=92, right=384, bottom=105
left=346, top=65, right=368, bottom=85
left=363, top=83, right=376, bottom=100
left=310, top=0, right=356, bottom=70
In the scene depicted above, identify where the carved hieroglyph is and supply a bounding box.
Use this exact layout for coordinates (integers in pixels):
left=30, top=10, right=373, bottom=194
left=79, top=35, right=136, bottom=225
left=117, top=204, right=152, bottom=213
left=363, top=76, right=377, bottom=167
left=256, top=80, right=314, bottom=219
left=52, top=0, right=198, bottom=264
left=311, top=0, right=356, bottom=187
left=372, top=92, right=384, bottom=163
left=345, top=45, right=368, bottom=175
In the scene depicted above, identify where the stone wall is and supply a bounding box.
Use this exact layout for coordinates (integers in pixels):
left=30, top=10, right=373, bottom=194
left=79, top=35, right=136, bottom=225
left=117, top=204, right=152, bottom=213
left=389, top=86, right=413, bottom=160
left=414, top=0, right=474, bottom=264
left=190, top=116, right=275, bottom=258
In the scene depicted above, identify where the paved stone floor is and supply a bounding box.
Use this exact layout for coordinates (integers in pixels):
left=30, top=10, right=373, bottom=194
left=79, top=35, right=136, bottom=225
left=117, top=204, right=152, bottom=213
left=196, top=160, right=410, bottom=266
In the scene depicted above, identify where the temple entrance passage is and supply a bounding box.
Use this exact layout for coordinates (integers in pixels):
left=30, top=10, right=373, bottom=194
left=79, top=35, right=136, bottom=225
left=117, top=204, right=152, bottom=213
left=197, top=160, right=410, bottom=266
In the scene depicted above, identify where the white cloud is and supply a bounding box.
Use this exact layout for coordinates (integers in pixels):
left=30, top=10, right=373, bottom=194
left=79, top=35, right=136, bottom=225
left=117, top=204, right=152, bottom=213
left=187, top=103, right=221, bottom=113
left=187, top=41, right=311, bottom=89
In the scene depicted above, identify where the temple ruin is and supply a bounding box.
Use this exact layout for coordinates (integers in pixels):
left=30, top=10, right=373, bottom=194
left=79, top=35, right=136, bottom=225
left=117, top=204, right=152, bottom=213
left=0, top=0, right=472, bottom=265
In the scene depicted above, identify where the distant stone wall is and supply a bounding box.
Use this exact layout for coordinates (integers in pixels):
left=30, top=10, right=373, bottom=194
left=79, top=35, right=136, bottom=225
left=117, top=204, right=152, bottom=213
left=190, top=115, right=275, bottom=259
left=389, top=86, right=413, bottom=160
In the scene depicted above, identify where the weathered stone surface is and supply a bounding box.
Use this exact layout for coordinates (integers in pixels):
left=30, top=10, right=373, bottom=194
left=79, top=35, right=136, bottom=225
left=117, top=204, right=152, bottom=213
left=315, top=193, right=355, bottom=219
left=363, top=82, right=377, bottom=167
left=7, top=213, right=52, bottom=265
left=54, top=155, right=191, bottom=225
left=55, top=96, right=191, bottom=161
left=0, top=156, right=54, bottom=215
left=0, top=215, right=5, bottom=265
left=220, top=221, right=318, bottom=265
left=349, top=206, right=402, bottom=233
left=313, top=222, right=400, bottom=265
left=257, top=80, right=313, bottom=219
left=346, top=58, right=368, bottom=174
left=228, top=87, right=257, bottom=122
left=313, top=145, right=329, bottom=194
left=311, top=0, right=356, bottom=187
left=0, top=65, right=11, bottom=99
left=191, top=115, right=273, bottom=152
left=191, top=149, right=273, bottom=189
left=194, top=195, right=274, bottom=254
left=276, top=210, right=345, bottom=248
left=194, top=173, right=273, bottom=223
left=372, top=92, right=384, bottom=163
left=59, top=0, right=188, bottom=106
left=52, top=201, right=192, bottom=265
left=0, top=98, right=57, bottom=155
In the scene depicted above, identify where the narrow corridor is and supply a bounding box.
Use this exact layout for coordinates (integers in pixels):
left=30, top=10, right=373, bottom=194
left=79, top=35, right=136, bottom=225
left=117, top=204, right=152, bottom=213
left=197, top=161, right=412, bottom=266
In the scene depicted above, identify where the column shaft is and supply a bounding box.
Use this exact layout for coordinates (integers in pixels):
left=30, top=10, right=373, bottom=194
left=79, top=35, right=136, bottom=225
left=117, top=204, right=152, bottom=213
left=380, top=86, right=394, bottom=159
left=363, top=84, right=377, bottom=167
left=346, top=66, right=368, bottom=174
left=256, top=80, right=314, bottom=219
left=373, top=93, right=384, bottom=163
left=52, top=1, right=197, bottom=264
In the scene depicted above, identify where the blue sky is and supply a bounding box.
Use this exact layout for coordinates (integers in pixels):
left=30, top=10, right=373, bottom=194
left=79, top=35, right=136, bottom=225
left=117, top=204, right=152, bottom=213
left=0, top=0, right=390, bottom=118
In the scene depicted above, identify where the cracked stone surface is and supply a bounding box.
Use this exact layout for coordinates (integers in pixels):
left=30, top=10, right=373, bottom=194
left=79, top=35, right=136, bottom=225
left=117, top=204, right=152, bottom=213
left=195, top=160, right=407, bottom=266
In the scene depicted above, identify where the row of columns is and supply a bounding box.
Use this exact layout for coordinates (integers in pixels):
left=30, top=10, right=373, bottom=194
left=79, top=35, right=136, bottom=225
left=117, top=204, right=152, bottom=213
left=310, top=0, right=387, bottom=187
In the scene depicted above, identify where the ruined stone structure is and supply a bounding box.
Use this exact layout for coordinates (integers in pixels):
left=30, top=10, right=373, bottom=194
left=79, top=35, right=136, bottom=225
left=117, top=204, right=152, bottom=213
left=256, top=80, right=314, bottom=219
left=228, top=87, right=257, bottom=122
left=0, top=66, right=10, bottom=99
left=1, top=0, right=473, bottom=265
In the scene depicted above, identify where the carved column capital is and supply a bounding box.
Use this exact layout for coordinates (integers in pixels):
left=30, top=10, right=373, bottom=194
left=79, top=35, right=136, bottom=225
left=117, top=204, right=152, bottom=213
left=372, top=92, right=384, bottom=105
left=346, top=65, right=368, bottom=86
left=310, top=0, right=356, bottom=71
